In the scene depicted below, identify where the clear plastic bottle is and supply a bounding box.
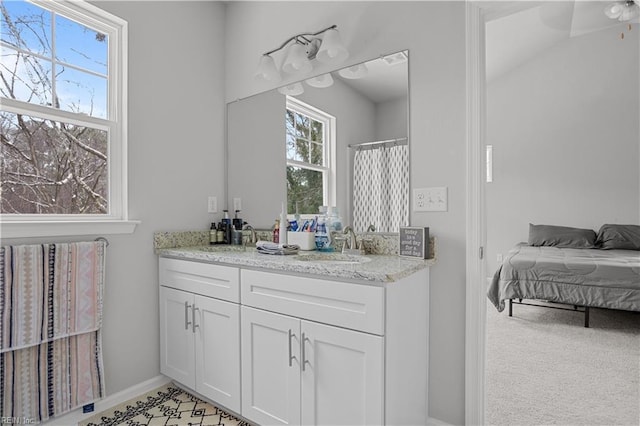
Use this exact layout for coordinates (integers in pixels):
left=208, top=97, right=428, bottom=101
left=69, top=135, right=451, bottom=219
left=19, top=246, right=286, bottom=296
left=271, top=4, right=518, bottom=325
left=315, top=206, right=332, bottom=251
left=328, top=206, right=343, bottom=232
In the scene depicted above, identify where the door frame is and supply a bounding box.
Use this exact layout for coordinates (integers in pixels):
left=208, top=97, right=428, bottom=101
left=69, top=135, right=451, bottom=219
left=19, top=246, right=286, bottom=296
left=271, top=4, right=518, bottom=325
left=465, top=2, right=540, bottom=423
left=465, top=2, right=486, bottom=424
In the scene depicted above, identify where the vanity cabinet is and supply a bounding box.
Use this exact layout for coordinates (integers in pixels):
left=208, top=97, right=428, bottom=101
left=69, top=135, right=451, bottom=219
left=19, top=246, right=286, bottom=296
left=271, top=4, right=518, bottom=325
left=241, top=305, right=383, bottom=426
left=240, top=268, right=427, bottom=426
left=159, top=256, right=430, bottom=425
left=159, top=258, right=241, bottom=413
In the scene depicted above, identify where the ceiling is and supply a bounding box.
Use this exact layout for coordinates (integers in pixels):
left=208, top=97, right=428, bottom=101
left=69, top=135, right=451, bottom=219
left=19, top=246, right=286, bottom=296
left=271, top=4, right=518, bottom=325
left=334, top=51, right=409, bottom=104
left=485, top=0, right=638, bottom=82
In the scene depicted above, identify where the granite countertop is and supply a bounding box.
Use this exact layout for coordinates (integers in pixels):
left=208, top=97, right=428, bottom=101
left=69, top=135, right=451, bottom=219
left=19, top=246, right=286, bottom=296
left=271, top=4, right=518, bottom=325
left=157, top=245, right=436, bottom=284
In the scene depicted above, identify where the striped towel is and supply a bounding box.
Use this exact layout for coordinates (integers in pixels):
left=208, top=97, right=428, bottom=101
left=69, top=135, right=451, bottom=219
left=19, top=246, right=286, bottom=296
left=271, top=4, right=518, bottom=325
left=0, top=242, right=104, bottom=352
left=0, top=241, right=106, bottom=422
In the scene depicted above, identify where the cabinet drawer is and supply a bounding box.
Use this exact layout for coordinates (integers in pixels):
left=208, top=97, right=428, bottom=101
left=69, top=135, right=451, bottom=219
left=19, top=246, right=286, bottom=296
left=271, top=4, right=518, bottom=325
left=241, top=269, right=384, bottom=335
left=160, top=258, right=240, bottom=303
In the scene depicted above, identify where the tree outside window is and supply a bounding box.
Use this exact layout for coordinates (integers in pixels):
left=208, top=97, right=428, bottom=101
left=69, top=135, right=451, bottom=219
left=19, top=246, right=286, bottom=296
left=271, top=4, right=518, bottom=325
left=1, top=0, right=123, bottom=217
left=285, top=97, right=334, bottom=216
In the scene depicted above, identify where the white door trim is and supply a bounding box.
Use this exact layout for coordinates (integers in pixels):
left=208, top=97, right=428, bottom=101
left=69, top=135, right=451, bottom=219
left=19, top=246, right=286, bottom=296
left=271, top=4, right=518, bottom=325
left=465, top=2, right=487, bottom=425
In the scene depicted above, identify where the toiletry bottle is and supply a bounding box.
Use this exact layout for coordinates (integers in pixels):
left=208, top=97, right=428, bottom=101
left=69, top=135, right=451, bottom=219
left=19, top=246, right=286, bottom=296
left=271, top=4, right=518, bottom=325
left=209, top=223, right=217, bottom=245
left=233, top=210, right=243, bottom=231
left=329, top=206, right=343, bottom=232
left=315, top=207, right=331, bottom=251
left=216, top=222, right=225, bottom=244
left=294, top=202, right=301, bottom=226
left=222, top=210, right=232, bottom=244
left=232, top=228, right=243, bottom=245
left=273, top=219, right=280, bottom=244
left=280, top=203, right=288, bottom=245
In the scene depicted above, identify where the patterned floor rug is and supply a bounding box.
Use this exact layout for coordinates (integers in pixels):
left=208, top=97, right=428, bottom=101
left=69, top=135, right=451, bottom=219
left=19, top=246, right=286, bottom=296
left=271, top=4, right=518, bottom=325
left=79, top=383, right=252, bottom=426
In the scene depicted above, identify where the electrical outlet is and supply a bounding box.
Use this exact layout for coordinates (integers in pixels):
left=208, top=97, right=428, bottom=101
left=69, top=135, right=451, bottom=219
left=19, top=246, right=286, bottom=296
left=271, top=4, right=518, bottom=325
left=413, top=187, right=448, bottom=212
left=207, top=196, right=218, bottom=213
left=497, top=253, right=503, bottom=263
left=233, top=197, right=242, bottom=212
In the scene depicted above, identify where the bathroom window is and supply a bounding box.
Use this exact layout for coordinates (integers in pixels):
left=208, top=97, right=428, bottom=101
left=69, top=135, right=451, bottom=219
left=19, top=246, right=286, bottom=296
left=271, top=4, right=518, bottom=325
left=0, top=0, right=133, bottom=237
left=285, top=97, right=336, bottom=215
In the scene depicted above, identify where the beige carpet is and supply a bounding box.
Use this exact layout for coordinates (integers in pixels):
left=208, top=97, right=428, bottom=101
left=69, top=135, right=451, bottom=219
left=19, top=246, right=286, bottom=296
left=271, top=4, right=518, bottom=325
left=79, top=383, right=251, bottom=426
left=486, top=301, right=640, bottom=425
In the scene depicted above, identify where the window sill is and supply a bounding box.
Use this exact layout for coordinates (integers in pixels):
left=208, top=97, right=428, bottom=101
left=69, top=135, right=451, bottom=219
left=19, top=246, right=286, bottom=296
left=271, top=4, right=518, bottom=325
left=1, top=220, right=140, bottom=239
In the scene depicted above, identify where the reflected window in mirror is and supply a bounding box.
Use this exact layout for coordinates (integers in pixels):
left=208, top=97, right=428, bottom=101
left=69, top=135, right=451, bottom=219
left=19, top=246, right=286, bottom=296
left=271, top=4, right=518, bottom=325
left=286, top=97, right=336, bottom=215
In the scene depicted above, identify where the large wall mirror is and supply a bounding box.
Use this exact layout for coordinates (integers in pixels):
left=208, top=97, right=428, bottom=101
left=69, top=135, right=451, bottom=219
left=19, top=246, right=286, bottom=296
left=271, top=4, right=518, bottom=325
left=227, top=50, right=409, bottom=232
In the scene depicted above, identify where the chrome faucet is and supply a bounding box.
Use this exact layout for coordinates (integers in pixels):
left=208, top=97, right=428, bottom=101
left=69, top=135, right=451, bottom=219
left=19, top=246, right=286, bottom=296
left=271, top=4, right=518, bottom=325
left=366, top=224, right=376, bottom=232
left=243, top=224, right=257, bottom=245
left=341, top=226, right=364, bottom=255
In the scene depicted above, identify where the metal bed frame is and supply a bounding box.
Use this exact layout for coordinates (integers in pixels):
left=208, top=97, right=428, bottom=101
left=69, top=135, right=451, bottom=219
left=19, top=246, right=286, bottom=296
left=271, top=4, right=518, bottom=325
left=508, top=298, right=591, bottom=328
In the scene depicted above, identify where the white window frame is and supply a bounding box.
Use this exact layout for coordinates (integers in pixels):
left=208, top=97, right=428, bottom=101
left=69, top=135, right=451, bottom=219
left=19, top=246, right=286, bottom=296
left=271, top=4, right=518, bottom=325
left=0, top=0, right=138, bottom=238
left=285, top=96, right=336, bottom=217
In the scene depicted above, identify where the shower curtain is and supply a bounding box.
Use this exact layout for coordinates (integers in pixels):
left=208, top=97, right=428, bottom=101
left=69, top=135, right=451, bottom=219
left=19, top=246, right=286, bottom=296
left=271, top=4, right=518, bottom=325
left=353, top=144, right=409, bottom=233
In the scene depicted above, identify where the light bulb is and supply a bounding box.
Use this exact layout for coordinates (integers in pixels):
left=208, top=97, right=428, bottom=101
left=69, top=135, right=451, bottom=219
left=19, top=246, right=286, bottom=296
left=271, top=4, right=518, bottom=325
left=605, top=2, right=624, bottom=19
left=282, top=43, right=312, bottom=74
left=277, top=82, right=304, bottom=96
left=316, top=29, right=349, bottom=64
left=619, top=2, right=639, bottom=20
left=305, top=73, right=334, bottom=88
left=255, top=54, right=281, bottom=82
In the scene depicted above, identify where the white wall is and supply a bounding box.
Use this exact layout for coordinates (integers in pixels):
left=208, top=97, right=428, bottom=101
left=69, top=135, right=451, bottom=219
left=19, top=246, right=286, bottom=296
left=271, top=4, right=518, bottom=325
left=1, top=1, right=227, bottom=397
left=375, top=96, right=409, bottom=141
left=486, top=24, right=640, bottom=274
left=225, top=2, right=467, bottom=424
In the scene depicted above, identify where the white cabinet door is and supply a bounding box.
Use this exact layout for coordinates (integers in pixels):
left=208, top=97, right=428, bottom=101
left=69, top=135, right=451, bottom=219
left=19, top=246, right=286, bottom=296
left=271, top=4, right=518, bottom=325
left=195, top=295, right=241, bottom=414
left=241, top=306, right=301, bottom=426
left=301, top=321, right=384, bottom=426
left=160, top=286, right=195, bottom=387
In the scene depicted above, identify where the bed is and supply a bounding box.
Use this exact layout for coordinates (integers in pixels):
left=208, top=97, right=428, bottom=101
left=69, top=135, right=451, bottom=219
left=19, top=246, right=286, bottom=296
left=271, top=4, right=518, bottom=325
left=487, top=224, right=640, bottom=327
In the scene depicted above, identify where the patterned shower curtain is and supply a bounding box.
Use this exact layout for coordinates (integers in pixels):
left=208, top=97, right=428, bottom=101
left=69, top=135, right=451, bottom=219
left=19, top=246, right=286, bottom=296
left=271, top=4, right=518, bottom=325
left=353, top=144, right=409, bottom=233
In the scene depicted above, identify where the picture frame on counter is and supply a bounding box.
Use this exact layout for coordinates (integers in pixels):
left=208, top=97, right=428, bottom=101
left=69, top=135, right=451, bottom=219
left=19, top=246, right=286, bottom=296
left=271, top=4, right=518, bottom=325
left=399, top=227, right=429, bottom=259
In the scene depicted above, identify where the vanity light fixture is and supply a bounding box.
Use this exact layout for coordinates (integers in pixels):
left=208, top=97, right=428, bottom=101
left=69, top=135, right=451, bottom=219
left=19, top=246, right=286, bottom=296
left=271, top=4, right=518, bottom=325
left=305, top=73, right=334, bottom=88
left=255, top=25, right=349, bottom=83
left=604, top=0, right=639, bottom=21
left=338, top=63, right=369, bottom=79
left=277, top=82, right=304, bottom=96
left=604, top=0, right=639, bottom=39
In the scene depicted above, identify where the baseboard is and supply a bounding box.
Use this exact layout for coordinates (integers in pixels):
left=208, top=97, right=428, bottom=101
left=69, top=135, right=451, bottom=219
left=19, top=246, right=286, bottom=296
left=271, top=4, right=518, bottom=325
left=428, top=416, right=454, bottom=426
left=43, top=375, right=171, bottom=426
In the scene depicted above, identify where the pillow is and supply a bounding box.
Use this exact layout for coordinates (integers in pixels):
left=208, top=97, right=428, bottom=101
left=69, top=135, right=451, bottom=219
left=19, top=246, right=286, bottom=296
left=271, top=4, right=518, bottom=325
left=596, top=224, right=640, bottom=250
left=528, top=224, right=597, bottom=248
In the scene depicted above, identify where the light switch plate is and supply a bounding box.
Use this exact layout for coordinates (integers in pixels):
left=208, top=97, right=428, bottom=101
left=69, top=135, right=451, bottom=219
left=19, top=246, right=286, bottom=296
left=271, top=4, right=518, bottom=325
left=414, top=187, right=448, bottom=212
left=207, top=196, right=218, bottom=213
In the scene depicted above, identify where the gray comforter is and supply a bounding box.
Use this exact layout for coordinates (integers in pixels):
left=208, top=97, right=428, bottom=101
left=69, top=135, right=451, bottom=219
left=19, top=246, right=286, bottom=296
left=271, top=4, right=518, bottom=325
left=487, top=243, right=640, bottom=312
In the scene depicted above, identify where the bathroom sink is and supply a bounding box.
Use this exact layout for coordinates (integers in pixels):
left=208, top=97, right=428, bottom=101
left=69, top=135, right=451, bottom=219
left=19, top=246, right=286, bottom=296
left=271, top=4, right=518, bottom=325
left=295, top=252, right=372, bottom=264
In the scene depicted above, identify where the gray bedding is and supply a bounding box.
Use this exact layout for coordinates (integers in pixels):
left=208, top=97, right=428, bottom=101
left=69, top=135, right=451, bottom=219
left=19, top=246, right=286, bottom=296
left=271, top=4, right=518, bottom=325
left=487, top=243, right=640, bottom=312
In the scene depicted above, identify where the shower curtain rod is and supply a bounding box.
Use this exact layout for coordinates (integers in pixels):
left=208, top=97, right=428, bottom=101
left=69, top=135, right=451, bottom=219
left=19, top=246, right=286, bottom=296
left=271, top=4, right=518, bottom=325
left=348, top=137, right=408, bottom=149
